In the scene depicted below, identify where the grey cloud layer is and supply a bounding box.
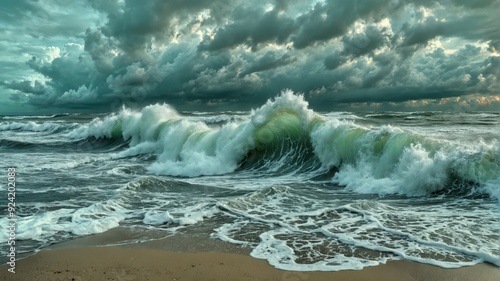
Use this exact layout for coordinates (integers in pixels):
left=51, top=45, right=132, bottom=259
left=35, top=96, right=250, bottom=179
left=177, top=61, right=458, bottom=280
left=1, top=0, right=499, bottom=112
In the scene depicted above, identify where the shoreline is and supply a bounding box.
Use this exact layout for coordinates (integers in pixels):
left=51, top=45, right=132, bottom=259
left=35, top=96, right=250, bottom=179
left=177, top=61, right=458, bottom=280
left=1, top=246, right=499, bottom=281
left=1, top=227, right=499, bottom=281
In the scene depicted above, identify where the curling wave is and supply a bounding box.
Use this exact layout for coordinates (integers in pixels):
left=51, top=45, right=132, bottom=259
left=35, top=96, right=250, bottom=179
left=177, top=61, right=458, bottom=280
left=66, top=90, right=500, bottom=197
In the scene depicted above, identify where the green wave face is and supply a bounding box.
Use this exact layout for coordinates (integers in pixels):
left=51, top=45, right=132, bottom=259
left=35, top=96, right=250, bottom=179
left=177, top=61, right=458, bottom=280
left=111, top=122, right=122, bottom=139
left=253, top=110, right=308, bottom=151
left=239, top=110, right=321, bottom=174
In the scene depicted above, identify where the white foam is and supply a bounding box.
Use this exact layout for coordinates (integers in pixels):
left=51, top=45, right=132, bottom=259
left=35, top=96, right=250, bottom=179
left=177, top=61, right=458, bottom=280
left=143, top=207, right=218, bottom=226
left=34, top=155, right=110, bottom=171
left=67, top=115, right=120, bottom=139
left=310, top=117, right=500, bottom=197
left=70, top=200, right=129, bottom=235
left=2, top=115, right=59, bottom=120
left=331, top=144, right=449, bottom=196
left=214, top=193, right=499, bottom=271
left=0, top=121, right=66, bottom=133
left=250, top=230, right=386, bottom=271
left=0, top=199, right=129, bottom=244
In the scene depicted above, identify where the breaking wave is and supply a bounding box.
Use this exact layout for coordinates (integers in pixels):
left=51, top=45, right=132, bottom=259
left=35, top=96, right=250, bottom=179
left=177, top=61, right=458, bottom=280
left=62, top=90, right=500, bottom=198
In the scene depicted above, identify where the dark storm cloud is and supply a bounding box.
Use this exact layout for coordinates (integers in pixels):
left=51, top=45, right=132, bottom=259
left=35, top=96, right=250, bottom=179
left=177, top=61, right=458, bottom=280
left=26, top=51, right=97, bottom=97
left=324, top=23, right=394, bottom=70
left=1, top=0, right=499, bottom=113
left=239, top=52, right=296, bottom=77
left=402, top=14, right=500, bottom=47
left=97, top=0, right=213, bottom=55
left=199, top=7, right=295, bottom=51
left=292, top=0, right=390, bottom=49
left=2, top=80, right=46, bottom=96
left=84, top=29, right=116, bottom=74
left=1, top=0, right=99, bottom=39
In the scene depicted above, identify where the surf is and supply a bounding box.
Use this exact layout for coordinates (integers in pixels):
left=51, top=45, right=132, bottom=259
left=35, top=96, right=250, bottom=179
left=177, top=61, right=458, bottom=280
left=56, top=90, right=500, bottom=197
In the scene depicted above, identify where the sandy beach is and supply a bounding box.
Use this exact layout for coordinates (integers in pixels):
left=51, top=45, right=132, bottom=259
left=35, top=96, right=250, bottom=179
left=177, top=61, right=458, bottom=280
left=0, top=245, right=498, bottom=281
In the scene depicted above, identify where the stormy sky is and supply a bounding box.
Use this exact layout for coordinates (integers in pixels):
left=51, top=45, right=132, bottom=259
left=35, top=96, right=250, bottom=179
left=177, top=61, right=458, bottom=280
left=1, top=0, right=499, bottom=114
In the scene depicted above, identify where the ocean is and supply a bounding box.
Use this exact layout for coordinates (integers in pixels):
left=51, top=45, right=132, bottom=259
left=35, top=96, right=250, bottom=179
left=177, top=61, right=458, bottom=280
left=1, top=91, right=499, bottom=271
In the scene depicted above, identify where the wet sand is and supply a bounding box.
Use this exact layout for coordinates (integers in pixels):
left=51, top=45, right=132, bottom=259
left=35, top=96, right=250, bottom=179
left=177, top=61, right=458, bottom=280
left=1, top=246, right=499, bottom=281
left=2, top=227, right=499, bottom=281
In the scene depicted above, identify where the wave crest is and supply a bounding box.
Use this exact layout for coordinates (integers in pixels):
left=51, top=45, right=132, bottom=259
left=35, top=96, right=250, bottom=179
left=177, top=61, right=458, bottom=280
left=62, top=90, right=500, bottom=197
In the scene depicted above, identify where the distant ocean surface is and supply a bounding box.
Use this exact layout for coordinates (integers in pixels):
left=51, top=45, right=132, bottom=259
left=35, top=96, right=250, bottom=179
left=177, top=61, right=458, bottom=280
left=1, top=92, right=499, bottom=271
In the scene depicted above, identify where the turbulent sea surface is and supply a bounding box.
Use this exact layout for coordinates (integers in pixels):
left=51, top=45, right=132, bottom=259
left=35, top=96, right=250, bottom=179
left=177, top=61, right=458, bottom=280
left=1, top=92, right=499, bottom=271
